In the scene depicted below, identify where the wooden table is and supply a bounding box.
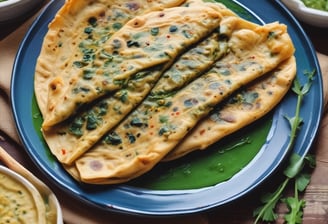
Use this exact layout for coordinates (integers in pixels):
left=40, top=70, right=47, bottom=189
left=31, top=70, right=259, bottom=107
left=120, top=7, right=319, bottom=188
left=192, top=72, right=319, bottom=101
left=1, top=5, right=328, bottom=224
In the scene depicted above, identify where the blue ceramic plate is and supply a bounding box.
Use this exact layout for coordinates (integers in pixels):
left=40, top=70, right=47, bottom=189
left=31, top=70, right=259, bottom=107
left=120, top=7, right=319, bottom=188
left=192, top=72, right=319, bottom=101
left=11, top=0, right=323, bottom=215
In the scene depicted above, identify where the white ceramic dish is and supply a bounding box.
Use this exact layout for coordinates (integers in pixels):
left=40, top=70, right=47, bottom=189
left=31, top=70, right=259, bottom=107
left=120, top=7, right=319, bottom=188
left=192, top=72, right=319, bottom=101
left=281, top=0, right=328, bottom=27
left=0, top=165, right=63, bottom=224
left=0, top=0, right=44, bottom=24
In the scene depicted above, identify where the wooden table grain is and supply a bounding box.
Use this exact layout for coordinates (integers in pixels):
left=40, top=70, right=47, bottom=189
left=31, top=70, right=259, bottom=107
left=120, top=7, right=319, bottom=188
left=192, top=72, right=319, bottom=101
left=1, top=8, right=328, bottom=224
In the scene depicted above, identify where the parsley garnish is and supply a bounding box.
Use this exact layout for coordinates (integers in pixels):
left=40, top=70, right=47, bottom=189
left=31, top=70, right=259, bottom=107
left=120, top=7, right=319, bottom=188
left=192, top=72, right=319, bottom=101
left=253, top=70, right=316, bottom=224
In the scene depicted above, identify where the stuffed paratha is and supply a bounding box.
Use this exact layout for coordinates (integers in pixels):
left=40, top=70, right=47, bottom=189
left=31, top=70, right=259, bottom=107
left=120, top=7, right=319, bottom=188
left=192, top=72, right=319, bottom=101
left=72, top=20, right=295, bottom=184
left=43, top=31, right=228, bottom=165
left=34, top=0, right=296, bottom=185
left=164, top=56, right=296, bottom=160
left=40, top=1, right=224, bottom=129
left=34, top=0, right=187, bottom=117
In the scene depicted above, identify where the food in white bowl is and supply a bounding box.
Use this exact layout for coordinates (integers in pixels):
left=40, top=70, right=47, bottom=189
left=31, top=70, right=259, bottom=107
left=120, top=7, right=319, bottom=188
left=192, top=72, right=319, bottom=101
left=281, top=0, right=328, bottom=27
left=0, top=0, right=44, bottom=24
left=301, top=0, right=328, bottom=11
left=0, top=165, right=62, bottom=224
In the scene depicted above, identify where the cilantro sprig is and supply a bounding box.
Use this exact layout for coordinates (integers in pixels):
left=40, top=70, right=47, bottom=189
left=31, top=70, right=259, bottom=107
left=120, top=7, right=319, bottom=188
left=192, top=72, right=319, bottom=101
left=253, top=70, right=316, bottom=224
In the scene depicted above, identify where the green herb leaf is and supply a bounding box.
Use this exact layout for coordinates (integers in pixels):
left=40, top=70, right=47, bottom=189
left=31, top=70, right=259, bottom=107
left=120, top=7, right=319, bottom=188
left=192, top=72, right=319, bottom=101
left=285, top=115, right=303, bottom=137
left=253, top=69, right=316, bottom=224
left=253, top=204, right=278, bottom=222
left=291, top=77, right=302, bottom=95
left=284, top=153, right=305, bottom=178
left=282, top=197, right=305, bottom=224
left=253, top=179, right=289, bottom=223
left=305, top=154, right=316, bottom=168
left=296, top=173, right=311, bottom=192
left=159, top=115, right=169, bottom=123
left=291, top=69, right=315, bottom=96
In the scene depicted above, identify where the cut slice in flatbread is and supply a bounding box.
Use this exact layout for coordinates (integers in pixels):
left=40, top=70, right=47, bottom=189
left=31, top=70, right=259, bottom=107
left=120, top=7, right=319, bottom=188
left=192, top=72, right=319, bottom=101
left=34, top=0, right=187, bottom=117
left=43, top=31, right=228, bottom=165
left=40, top=1, right=224, bottom=129
left=70, top=20, right=295, bottom=184
left=164, top=56, right=296, bottom=161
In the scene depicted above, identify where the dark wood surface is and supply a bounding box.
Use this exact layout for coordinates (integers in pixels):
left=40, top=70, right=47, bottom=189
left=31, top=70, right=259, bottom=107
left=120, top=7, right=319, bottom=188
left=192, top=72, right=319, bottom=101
left=1, top=6, right=328, bottom=224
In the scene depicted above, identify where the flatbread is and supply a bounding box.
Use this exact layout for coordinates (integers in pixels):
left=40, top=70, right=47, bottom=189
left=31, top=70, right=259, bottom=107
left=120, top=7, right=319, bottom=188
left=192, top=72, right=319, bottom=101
left=43, top=31, right=228, bottom=165
left=71, top=20, right=295, bottom=184
left=39, top=1, right=224, bottom=129
left=164, top=56, right=297, bottom=161
left=34, top=0, right=187, bottom=117
left=34, top=0, right=296, bottom=185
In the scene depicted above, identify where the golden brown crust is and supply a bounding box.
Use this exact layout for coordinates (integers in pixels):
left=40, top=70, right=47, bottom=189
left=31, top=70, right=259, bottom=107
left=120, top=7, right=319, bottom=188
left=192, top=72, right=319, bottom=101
left=72, top=20, right=295, bottom=184
left=38, top=0, right=223, bottom=130
left=42, top=32, right=226, bottom=165
left=164, top=56, right=296, bottom=161
left=34, top=0, right=187, bottom=119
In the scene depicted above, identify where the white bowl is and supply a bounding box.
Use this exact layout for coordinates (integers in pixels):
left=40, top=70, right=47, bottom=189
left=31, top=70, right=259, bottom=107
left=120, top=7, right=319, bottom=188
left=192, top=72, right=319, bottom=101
left=0, top=165, right=63, bottom=224
left=281, top=0, right=328, bottom=27
left=0, top=0, right=44, bottom=23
